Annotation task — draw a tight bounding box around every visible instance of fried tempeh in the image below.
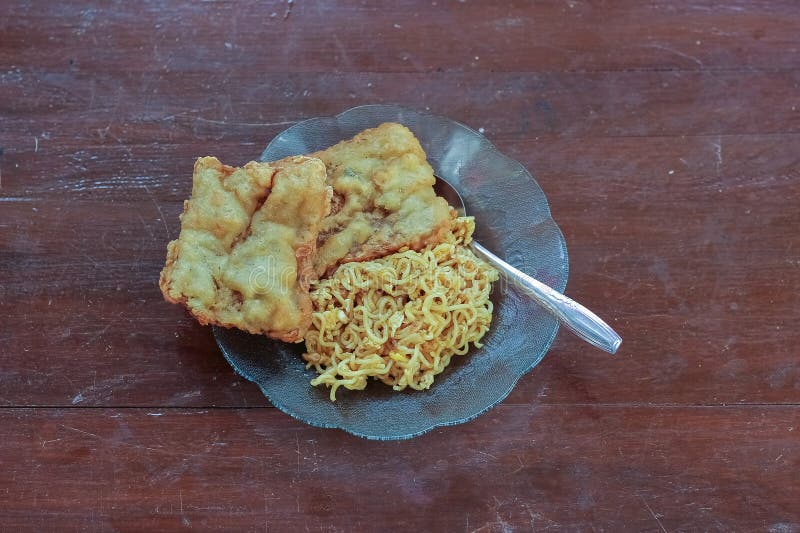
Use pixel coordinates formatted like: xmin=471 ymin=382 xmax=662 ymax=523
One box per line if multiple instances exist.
xmin=159 ymin=155 xmax=332 ymax=342
xmin=311 ymin=122 xmax=452 ymax=276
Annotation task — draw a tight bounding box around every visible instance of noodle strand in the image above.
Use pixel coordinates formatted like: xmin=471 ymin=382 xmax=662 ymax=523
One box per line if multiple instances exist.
xmin=303 ymin=217 xmax=499 ymax=401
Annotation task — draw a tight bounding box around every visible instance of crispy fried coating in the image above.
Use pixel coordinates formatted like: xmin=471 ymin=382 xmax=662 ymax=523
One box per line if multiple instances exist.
xmin=159 ymin=156 xmax=332 ymax=342
xmin=311 ymin=122 xmax=452 ymax=276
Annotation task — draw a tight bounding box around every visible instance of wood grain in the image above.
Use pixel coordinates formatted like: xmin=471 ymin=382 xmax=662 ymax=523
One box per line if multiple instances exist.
xmin=3 ymin=71 xmax=800 ymax=158
xmin=2 ymin=0 xmax=799 ymax=73
xmin=1 ymin=0 xmax=799 ymax=530
xmin=2 ymin=135 xmax=798 ymax=407
xmin=1 ymin=406 xmax=798 ymax=531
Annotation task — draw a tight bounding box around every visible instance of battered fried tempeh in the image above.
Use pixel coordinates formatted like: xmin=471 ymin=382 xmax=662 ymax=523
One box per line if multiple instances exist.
xmin=311 ymin=122 xmax=452 ymax=276
xmin=159 ymin=156 xmax=332 ymax=342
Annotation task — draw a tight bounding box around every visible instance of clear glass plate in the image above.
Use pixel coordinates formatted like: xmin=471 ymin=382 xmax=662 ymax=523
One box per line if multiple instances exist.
xmin=213 ymin=104 xmax=568 ymax=440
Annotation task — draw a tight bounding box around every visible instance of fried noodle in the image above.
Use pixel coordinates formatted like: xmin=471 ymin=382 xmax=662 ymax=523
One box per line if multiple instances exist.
xmin=303 ymin=217 xmax=499 ymax=400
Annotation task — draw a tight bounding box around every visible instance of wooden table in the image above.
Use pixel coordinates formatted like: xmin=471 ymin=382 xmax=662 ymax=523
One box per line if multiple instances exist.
xmin=2 ymin=1 xmax=798 ymax=530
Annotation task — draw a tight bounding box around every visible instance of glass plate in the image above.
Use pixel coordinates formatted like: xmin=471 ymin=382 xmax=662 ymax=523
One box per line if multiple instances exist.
xmin=213 ymin=104 xmax=568 ymax=440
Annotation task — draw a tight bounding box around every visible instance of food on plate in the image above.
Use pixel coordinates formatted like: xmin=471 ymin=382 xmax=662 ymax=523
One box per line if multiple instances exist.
xmin=303 ymin=216 xmax=499 ymax=400
xmin=310 ymin=122 xmax=452 ymax=276
xmin=160 ymin=122 xmax=500 ymax=399
xmin=159 ymin=155 xmax=332 ymax=342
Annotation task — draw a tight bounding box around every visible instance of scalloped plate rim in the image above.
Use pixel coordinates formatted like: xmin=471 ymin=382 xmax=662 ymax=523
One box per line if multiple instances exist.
xmin=214 ymin=104 xmax=569 ymax=440
xmin=215 ymin=316 xmax=561 ymax=440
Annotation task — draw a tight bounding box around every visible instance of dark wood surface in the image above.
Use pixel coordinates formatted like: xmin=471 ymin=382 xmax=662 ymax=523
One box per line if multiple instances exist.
xmin=1 ymin=1 xmax=799 ymax=530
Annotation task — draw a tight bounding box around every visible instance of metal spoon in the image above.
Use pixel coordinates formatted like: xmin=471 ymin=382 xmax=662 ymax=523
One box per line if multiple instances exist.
xmin=434 ymin=176 xmax=622 ymax=354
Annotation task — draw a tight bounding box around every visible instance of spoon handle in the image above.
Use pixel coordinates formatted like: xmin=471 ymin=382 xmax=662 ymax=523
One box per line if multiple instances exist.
xmin=470 ymin=241 xmax=622 ymax=354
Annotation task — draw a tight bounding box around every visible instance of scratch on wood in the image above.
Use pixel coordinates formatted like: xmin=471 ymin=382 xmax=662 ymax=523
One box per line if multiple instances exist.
xmin=295 ymin=433 xmax=301 ymax=475
xmin=523 ymin=503 xmax=537 ymax=529
xmin=468 ymin=497 xmax=513 ymax=533
xmin=60 ymin=424 xmax=102 ymax=440
xmin=179 ymin=489 xmax=190 ymax=526
xmin=74 ymin=247 xmax=100 ymax=268
xmin=509 ymin=454 xmax=527 ymax=475
xmin=712 ymin=136 xmax=723 ymax=175
xmin=472 ymin=449 xmax=498 ymax=462
xmin=307 ymin=439 xmax=318 ymax=472
xmin=59 ymin=423 xmax=260 ymax=462
xmin=144 ymin=184 xmax=171 ymax=240
xmin=639 ymin=495 xmax=667 ymax=533
xmin=644 ymin=44 xmax=704 ymax=66
xmin=284 ymin=0 xmax=294 ymax=20
xmin=264 ymin=492 xmax=269 ymax=532
xmin=331 ymin=34 xmax=353 ymax=68
xmin=194 ymin=117 xmax=297 ymax=128
xmin=78 ymin=322 xmax=112 ymax=351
